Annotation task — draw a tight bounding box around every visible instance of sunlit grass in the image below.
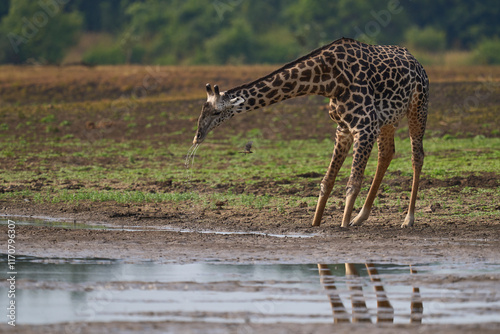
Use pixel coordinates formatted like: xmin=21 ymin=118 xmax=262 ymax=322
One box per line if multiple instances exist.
xmin=2 ymin=135 xmax=499 ymax=188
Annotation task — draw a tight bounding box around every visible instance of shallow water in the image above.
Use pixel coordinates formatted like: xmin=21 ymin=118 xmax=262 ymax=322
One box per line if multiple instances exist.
xmin=0 ymin=215 xmax=107 ymax=230
xmin=0 ymin=215 xmax=318 ymax=238
xmin=0 ymin=254 xmax=499 ymax=326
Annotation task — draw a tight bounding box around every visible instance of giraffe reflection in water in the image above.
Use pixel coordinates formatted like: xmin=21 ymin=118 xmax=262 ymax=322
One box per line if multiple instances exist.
xmin=317 ymin=264 xmax=423 ymax=324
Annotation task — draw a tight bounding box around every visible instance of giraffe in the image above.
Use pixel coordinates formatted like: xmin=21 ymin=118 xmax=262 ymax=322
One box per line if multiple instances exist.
xmin=192 ymin=38 xmax=429 ymax=228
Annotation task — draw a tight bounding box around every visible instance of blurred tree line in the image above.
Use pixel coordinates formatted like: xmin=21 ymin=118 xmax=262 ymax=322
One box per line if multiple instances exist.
xmin=1 ymin=0 xmax=500 ymax=65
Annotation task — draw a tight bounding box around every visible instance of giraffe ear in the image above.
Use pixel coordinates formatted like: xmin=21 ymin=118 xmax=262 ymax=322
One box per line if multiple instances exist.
xmin=206 ymin=83 xmax=214 ymax=97
xmin=230 ymin=96 xmax=245 ymax=106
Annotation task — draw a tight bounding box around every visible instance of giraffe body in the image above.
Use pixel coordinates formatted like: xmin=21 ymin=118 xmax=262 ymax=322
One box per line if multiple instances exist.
xmin=193 ymin=38 xmax=428 ymax=228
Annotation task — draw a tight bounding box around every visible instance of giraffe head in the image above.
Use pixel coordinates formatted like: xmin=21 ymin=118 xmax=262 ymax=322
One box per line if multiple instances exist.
xmin=192 ymin=83 xmax=245 ymax=144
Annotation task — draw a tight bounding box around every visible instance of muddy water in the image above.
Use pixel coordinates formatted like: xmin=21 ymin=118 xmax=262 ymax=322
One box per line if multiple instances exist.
xmin=0 ymin=254 xmax=499 ymax=326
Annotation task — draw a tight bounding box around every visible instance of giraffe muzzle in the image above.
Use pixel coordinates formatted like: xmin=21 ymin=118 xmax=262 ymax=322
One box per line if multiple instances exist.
xmin=193 ymin=131 xmax=204 ymax=145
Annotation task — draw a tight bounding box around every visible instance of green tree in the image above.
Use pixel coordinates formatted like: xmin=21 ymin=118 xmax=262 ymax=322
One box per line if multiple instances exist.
xmin=405 ymin=0 xmax=500 ymax=48
xmin=2 ymin=0 xmax=500 ymax=65
xmin=285 ymin=0 xmax=409 ymax=51
xmin=0 ymin=0 xmax=10 ymax=20
xmin=0 ymin=0 xmax=82 ymax=64
xmin=204 ymin=19 xmax=257 ymax=64
xmin=68 ymin=0 xmax=133 ymax=33
xmin=126 ymin=0 xmax=226 ymax=64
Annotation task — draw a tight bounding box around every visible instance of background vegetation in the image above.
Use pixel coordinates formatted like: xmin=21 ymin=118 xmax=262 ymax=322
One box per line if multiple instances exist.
xmin=1 ymin=0 xmax=500 ymax=65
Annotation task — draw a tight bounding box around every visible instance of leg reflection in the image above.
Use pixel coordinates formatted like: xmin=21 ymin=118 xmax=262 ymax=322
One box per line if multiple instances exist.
xmin=318 ymin=263 xmax=423 ymax=324
xmin=410 ymin=265 xmax=424 ymax=323
xmin=345 ymin=263 xmax=371 ymax=323
xmin=317 ymin=264 xmax=349 ymax=323
xmin=365 ymin=263 xmax=394 ymax=323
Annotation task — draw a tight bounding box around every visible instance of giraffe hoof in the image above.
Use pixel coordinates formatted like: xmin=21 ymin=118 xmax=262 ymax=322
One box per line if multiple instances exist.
xmin=311 ymin=219 xmax=323 ymax=227
xmin=349 ymin=220 xmax=363 ymax=227
xmin=401 ymin=215 xmax=414 ymax=228
xmin=350 ymin=210 xmax=369 ymax=226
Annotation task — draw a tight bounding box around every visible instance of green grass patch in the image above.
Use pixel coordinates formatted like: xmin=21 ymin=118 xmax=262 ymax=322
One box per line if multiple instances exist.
xmin=2 ymin=135 xmax=499 ymax=193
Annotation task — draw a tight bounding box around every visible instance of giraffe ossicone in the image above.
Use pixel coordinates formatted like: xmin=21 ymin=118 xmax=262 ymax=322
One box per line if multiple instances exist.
xmin=192 ymin=38 xmax=429 ymax=228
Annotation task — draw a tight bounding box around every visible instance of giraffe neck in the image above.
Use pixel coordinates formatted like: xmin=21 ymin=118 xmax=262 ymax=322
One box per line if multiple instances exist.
xmin=225 ymin=53 xmax=343 ymax=114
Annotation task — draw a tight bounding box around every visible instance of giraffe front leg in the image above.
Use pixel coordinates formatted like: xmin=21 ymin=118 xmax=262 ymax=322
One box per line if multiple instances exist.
xmin=350 ymin=125 xmax=395 ymax=226
xmin=341 ymin=132 xmax=375 ymax=228
xmin=312 ymin=127 xmax=352 ymax=226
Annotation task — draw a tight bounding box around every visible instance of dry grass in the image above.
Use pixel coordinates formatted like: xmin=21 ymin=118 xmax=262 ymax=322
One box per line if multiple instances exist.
xmin=425 ymin=65 xmax=500 ymax=83
xmin=0 ymin=65 xmax=276 ymax=104
xmin=2 ymin=64 xmax=500 ymax=106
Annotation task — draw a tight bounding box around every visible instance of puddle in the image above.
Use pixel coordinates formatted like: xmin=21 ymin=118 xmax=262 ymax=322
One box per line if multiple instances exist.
xmin=0 ymin=215 xmax=108 ymax=230
xmin=0 ymin=254 xmax=499 ymax=326
xmin=0 ymin=215 xmax=318 ymax=238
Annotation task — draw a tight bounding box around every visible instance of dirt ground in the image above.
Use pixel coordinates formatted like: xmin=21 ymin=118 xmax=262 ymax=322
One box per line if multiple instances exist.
xmin=2 ymin=192 xmax=500 ymax=265
xmin=0 ymin=65 xmax=499 ymax=333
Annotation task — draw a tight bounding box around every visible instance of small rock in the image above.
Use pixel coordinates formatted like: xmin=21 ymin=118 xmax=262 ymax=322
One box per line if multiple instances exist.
xmin=424 ymin=203 xmax=441 ymax=213
xmin=215 ymin=200 xmax=227 ymax=209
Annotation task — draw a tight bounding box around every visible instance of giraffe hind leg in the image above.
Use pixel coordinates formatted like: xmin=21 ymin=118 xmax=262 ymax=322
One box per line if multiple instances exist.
xmin=350 ymin=125 xmax=396 ymax=226
xmin=401 ymin=93 xmax=428 ymax=228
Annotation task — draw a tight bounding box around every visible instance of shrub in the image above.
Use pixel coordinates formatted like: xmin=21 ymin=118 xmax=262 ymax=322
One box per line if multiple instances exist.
xmin=83 ymin=45 xmax=126 ymax=65
xmin=203 ymin=19 xmax=258 ymax=65
xmin=404 ymin=26 xmax=446 ymax=53
xmin=472 ymin=37 xmax=500 ymax=65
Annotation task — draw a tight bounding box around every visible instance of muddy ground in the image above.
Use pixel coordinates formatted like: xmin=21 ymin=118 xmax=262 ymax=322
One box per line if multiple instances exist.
xmin=0 ymin=65 xmax=499 ymax=333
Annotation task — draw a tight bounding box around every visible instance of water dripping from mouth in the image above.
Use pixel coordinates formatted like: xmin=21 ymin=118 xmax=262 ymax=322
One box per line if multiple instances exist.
xmin=184 ymin=143 xmax=200 ymax=180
